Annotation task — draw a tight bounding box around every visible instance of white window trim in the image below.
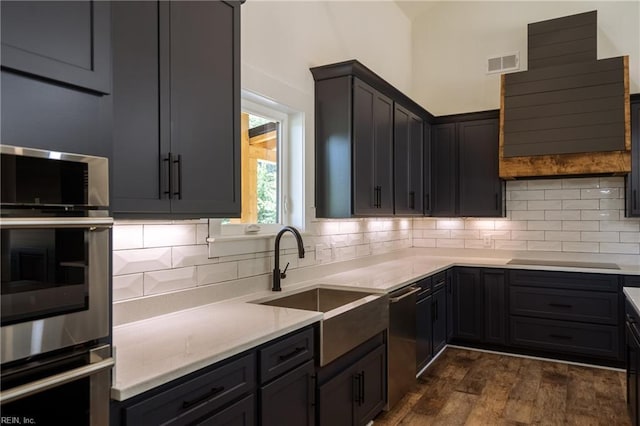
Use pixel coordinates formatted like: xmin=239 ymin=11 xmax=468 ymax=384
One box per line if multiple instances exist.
xmin=209 ymin=92 xmax=296 ymax=241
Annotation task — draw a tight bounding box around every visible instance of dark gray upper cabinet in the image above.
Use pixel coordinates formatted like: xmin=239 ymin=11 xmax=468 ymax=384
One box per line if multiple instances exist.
xmin=111 ymin=1 xmax=240 ymax=219
xmin=1 ymin=1 xmax=111 ymax=94
xmin=431 ymin=123 xmax=457 ymax=216
xmin=626 ymin=95 xmax=640 ymax=217
xmin=353 ymin=79 xmax=394 ymax=216
xmin=394 ymin=104 xmax=424 ymax=216
xmin=431 ymin=114 xmax=504 ymax=217
xmin=311 ymin=60 xmax=433 ymax=218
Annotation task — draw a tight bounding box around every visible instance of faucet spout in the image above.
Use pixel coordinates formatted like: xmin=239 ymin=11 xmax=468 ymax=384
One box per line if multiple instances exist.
xmin=272 ymin=226 xmax=305 ymax=291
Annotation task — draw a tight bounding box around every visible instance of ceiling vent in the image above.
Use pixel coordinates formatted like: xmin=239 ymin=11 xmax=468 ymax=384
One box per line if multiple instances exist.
xmin=487 ymin=52 xmax=519 ymax=74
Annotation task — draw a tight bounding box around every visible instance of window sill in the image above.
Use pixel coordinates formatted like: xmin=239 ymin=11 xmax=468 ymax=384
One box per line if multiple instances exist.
xmin=207 ymin=231 xmax=311 ymax=258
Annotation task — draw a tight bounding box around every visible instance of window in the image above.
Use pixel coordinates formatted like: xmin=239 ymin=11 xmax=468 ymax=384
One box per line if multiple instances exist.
xmin=225 ymin=97 xmax=288 ymax=229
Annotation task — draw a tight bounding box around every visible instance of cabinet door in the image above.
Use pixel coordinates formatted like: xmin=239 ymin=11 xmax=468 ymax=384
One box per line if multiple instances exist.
xmin=169 ymin=1 xmax=240 ymax=217
xmin=483 ymin=269 xmax=506 ymax=345
xmin=355 ymin=344 xmax=387 ymax=425
xmin=424 ymin=122 xmax=432 ymax=215
xmin=452 ymin=268 xmax=483 ymax=342
xmin=1 ymin=1 xmax=110 ymax=94
xmin=628 ymin=101 xmax=640 ymax=217
xmin=260 ymin=360 xmax=314 ymax=426
xmin=432 ymin=288 xmax=447 ymax=354
xmin=458 ymin=119 xmax=503 ymax=217
xmin=394 ymin=104 xmax=424 ymax=216
xmin=196 ymin=394 xmax=254 ymax=426
xmin=111 ymin=1 xmax=171 ymax=215
xmin=353 ymin=78 xmax=393 ymax=216
xmin=627 ymin=324 xmax=639 ymax=426
xmin=446 ymin=271 xmax=454 ymax=342
xmin=318 ymin=366 xmax=354 ymax=426
xmin=416 ymin=294 xmax=433 ymax=373
xmin=431 ymin=123 xmax=457 ymax=216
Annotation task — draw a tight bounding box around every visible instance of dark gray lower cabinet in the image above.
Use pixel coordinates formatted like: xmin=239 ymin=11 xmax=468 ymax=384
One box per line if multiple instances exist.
xmin=260 ymin=360 xmax=315 ymax=426
xmin=432 ymin=286 xmax=447 ymax=354
xmin=626 ymin=299 xmax=640 ymax=426
xmin=318 ymin=338 xmax=386 ymax=426
xmin=451 ymin=267 xmax=506 ymax=345
xmin=416 ymin=292 xmax=433 ymax=372
xmin=200 ymin=394 xmax=255 ymax=426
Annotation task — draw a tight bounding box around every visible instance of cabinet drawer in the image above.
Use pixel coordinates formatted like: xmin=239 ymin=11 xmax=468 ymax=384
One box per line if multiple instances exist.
xmin=124 ymin=353 xmax=255 ymax=425
xmin=416 ymin=276 xmax=432 ymax=300
xmin=510 ymin=286 xmax=618 ymax=325
xmin=196 ymin=394 xmax=254 ymax=426
xmin=625 ymin=276 xmax=640 ymax=288
xmin=259 ymin=327 xmax=314 ymax=383
xmin=509 ymin=269 xmax=618 ymax=292
xmin=432 ymin=271 xmax=446 ymax=289
xmin=510 ymin=316 xmax=619 ymax=360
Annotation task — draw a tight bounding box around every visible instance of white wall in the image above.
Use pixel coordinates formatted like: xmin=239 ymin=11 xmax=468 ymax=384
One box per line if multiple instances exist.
xmin=412 ymin=1 xmax=640 ymax=115
xmin=241 ymin=1 xmax=413 ymax=226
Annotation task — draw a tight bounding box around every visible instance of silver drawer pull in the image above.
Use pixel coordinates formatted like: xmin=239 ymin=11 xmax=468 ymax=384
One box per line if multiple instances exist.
xmin=278 ymin=346 xmax=306 ymax=362
xmin=182 ymin=386 xmax=225 ymax=410
xmin=390 ymin=287 xmax=420 ymax=303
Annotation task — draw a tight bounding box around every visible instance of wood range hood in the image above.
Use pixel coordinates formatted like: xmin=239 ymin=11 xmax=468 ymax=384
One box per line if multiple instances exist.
xmin=499 ymin=10 xmax=631 ymax=179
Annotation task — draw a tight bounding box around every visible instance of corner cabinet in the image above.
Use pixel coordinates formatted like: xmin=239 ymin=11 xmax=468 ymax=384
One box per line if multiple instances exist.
xmin=627 ymin=94 xmax=640 ymax=217
xmin=312 ymin=60 xmax=432 ymax=218
xmin=111 ymin=1 xmax=240 ymax=219
xmin=431 ymin=114 xmax=504 ymax=217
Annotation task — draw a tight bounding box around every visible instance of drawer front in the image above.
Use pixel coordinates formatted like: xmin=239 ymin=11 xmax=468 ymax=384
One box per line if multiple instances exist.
xmin=259 ymin=327 xmax=314 ymax=383
xmin=510 ymin=316 xmax=619 ymax=360
xmin=432 ymin=271 xmax=446 ymax=289
xmin=509 ymin=269 xmax=618 ymax=292
xmin=625 ymin=275 xmax=640 ymax=288
xmin=125 ymin=353 xmax=255 ymax=425
xmin=195 ymin=394 xmax=255 ymax=426
xmin=510 ymin=286 xmax=618 ymax=325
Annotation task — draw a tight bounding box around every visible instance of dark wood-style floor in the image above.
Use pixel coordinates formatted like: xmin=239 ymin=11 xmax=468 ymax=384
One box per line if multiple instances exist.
xmin=374 ymin=347 xmax=630 ymax=425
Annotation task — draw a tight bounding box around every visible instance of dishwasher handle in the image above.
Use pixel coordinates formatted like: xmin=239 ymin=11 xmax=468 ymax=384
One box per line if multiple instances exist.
xmin=389 ymin=286 xmax=420 ymax=303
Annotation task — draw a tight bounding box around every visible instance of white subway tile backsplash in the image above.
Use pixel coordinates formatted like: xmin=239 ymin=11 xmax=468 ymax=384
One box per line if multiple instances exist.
xmin=436 ymin=239 xmax=465 ymax=249
xmin=527 ymin=221 xmax=561 ymax=231
xmin=196 ymin=223 xmax=209 ymax=244
xmin=506 ymin=200 xmax=528 ymax=211
xmin=511 ymin=231 xmax=545 ymax=241
xmin=451 ymin=230 xmax=480 ymax=239
xmin=465 ymin=239 xmax=492 ymax=249
xmin=412 ymin=219 xmax=436 ymax=230
xmin=546 ymin=210 xmax=581 ymax=221
xmin=197 ymin=262 xmax=238 ymax=286
xmin=339 ymin=220 xmax=361 ymax=234
xmin=483 ymin=230 xmax=511 ymax=240
xmin=544 ymin=189 xmax=581 ymax=200
xmin=599 ymin=199 xmax=624 ymax=210
xmin=581 ymin=210 xmax=620 ymax=221
xmin=599 ymin=221 xmax=640 ymax=232
xmin=527 ymin=241 xmax=562 ymax=251
xmin=600 ymin=177 xmax=625 ymax=188
xmin=494 ymin=220 xmax=528 ymax=230
xmin=527 ymin=200 xmax=562 ymax=210
xmin=464 ymin=220 xmax=495 ymax=230
xmin=581 ymin=231 xmax=619 ymax=242
xmin=144 ymin=224 xmax=197 ymax=248
xmin=562 ymin=221 xmax=599 ymax=231
xmin=512 ymin=211 xmax=545 ymax=220
xmin=581 ymin=188 xmax=619 ymax=199
xmin=599 ymin=243 xmax=640 ymax=254
xmin=413 ymin=238 xmax=436 ymax=248
xmin=562 ymin=242 xmax=600 ymax=253
xmin=527 ymin=179 xmax=563 ymax=190
xmin=494 ymin=240 xmax=527 ymax=251
xmin=561 ymin=199 xmax=599 ymax=210
xmin=144 ymin=267 xmax=197 ymax=295
xmin=505 ymin=181 xmax=529 ymax=190
xmin=172 ymin=245 xmax=218 ymax=268
xmin=622 ymin=233 xmax=640 ymax=243
xmin=113 ymin=273 xmax=144 ymax=301
xmin=562 ymin=177 xmax=600 ymax=189
xmin=437 ymin=219 xmax=465 ymax=230
xmin=422 ymin=230 xmax=451 ymax=239
xmin=510 ymin=190 xmax=545 ymax=201
xmin=113 ymin=247 xmax=172 ymax=275
xmin=113 ymin=225 xmax=143 ymax=250
xmin=238 ymin=257 xmax=271 ymax=278
xmin=545 ymin=231 xmax=580 ymax=242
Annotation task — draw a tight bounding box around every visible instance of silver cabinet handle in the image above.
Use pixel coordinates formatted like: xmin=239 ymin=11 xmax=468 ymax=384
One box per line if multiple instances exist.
xmin=389 ymin=286 xmax=421 ymax=303
xmin=0 ymin=358 xmax=114 ymax=404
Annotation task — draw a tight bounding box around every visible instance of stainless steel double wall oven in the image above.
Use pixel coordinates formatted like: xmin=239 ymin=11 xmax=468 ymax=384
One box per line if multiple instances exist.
xmin=0 ymin=145 xmax=113 ymax=425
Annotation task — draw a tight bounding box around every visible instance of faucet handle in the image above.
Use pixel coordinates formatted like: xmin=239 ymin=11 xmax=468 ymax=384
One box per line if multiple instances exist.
xmin=281 ymin=262 xmax=290 ymax=278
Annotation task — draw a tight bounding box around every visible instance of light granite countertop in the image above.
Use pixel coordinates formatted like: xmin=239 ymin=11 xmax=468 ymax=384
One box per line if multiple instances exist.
xmin=624 ymin=287 xmax=640 ymax=316
xmin=112 ymin=251 xmax=640 ymax=401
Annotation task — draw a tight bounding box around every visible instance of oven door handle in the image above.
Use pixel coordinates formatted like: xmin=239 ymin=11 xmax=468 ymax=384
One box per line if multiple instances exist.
xmin=0 ymin=217 xmax=114 ymax=229
xmin=0 ymin=357 xmax=114 ymax=404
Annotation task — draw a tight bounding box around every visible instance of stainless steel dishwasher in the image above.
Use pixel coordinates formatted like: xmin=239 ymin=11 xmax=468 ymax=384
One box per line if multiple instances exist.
xmin=387 ymin=284 xmax=421 ymax=410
